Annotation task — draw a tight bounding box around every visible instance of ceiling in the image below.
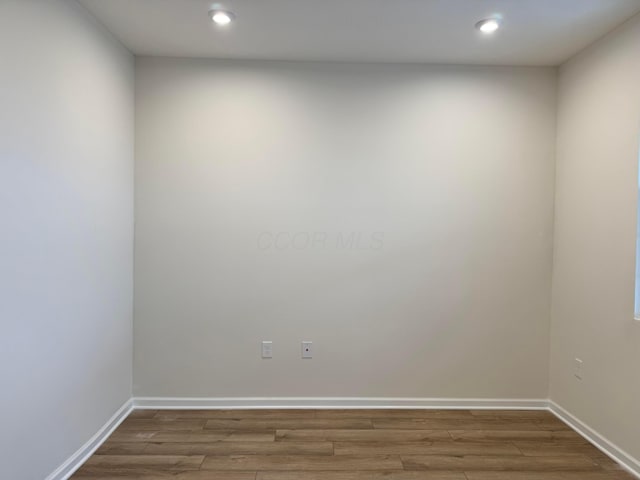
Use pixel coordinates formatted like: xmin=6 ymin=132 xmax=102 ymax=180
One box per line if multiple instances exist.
xmin=78 ymin=0 xmax=640 ymax=66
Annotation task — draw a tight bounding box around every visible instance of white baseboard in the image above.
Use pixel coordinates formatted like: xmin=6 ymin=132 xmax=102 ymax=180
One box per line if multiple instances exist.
xmin=132 ymin=396 xmax=548 ymax=410
xmin=549 ymin=400 xmax=640 ymax=479
xmin=45 ymin=399 xmax=133 ymax=480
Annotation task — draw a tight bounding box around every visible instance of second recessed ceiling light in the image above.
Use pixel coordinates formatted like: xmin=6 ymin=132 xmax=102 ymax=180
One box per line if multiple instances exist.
xmin=210 ymin=9 xmax=235 ymax=26
xmin=476 ymin=18 xmax=501 ymax=34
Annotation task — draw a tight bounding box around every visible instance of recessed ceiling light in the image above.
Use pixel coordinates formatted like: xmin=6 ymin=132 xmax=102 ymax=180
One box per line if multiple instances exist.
xmin=209 ymin=9 xmax=235 ymax=26
xmin=475 ymin=18 xmax=501 ymax=34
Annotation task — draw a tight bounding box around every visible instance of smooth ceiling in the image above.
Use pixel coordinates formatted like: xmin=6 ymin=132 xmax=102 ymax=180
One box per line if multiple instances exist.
xmin=78 ymin=0 xmax=640 ymax=65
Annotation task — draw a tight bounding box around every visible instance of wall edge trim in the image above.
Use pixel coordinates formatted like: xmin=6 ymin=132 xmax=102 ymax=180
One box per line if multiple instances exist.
xmin=132 ymin=396 xmax=549 ymax=409
xmin=45 ymin=398 xmax=134 ymax=480
xmin=549 ymin=400 xmax=640 ymax=479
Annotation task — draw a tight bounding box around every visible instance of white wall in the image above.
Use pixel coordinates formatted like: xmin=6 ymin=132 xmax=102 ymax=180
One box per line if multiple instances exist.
xmin=135 ymin=58 xmax=557 ymax=399
xmin=550 ymin=12 xmax=640 ymax=462
xmin=0 ymin=1 xmax=134 ymax=478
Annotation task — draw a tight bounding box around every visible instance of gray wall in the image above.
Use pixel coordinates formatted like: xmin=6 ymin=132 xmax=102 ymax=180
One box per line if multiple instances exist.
xmin=0 ymin=1 xmax=134 ymax=478
xmin=551 ymin=12 xmax=640 ymax=462
xmin=134 ymin=58 xmax=557 ymax=399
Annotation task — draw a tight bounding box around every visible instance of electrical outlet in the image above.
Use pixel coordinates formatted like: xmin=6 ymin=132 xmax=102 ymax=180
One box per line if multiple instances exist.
xmin=574 ymin=358 xmax=583 ymax=380
xmin=262 ymin=341 xmax=273 ymax=359
xmin=302 ymin=341 xmax=312 ymax=359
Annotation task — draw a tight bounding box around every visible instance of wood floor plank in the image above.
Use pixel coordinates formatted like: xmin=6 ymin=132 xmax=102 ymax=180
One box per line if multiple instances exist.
xmin=155 ymin=409 xmax=315 ymax=419
xmin=201 ymin=455 xmax=404 ymax=471
xmin=74 ymin=455 xmax=206 ymax=476
xmin=104 ymin=431 xmax=161 ymax=442
xmin=257 ymin=472 xmax=466 ymax=480
xmin=73 ymin=472 xmax=256 ymax=480
xmin=448 ymin=430 xmax=586 ymax=443
xmin=94 ymin=442 xmax=150 ymax=455
xmin=334 ymin=441 xmax=521 ymax=456
xmin=126 ymin=409 xmax=159 ymax=419
xmin=372 ymin=419 xmax=543 ymax=431
xmin=205 ymin=418 xmax=372 ymax=430
xmin=314 ymin=410 xmax=475 ymax=419
xmin=109 ymin=431 xmax=276 ymax=443
xmin=81 ymin=454 xmax=205 ymax=469
xmin=469 ymin=410 xmax=553 ymax=418
xmin=464 ymin=413 xmax=570 ymax=431
xmin=118 ymin=419 xmax=207 ymax=431
xmin=401 ymin=455 xmax=599 ymax=471
xmin=588 ymin=452 xmax=630 ymax=471
xmin=464 ymin=472 xmax=635 ymax=480
xmin=533 ymin=418 xmax=572 ymax=431
xmin=276 ymin=429 xmax=451 ymax=442
xmin=144 ymin=441 xmax=334 ymax=456
xmin=514 ymin=441 xmax=608 ymax=456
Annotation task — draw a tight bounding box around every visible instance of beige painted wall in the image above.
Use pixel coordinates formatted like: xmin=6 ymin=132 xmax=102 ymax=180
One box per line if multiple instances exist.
xmin=134 ymin=58 xmax=557 ymax=399
xmin=550 ymin=12 xmax=640 ymax=462
xmin=0 ymin=1 xmax=134 ymax=478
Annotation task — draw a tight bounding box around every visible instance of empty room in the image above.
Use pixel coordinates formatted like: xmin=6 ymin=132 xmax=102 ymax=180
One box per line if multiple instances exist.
xmin=2 ymin=0 xmax=640 ymax=479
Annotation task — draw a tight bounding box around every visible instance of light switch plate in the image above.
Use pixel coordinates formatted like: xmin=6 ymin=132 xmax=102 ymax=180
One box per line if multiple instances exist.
xmin=262 ymin=341 xmax=273 ymax=359
xmin=574 ymin=357 xmax=583 ymax=380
